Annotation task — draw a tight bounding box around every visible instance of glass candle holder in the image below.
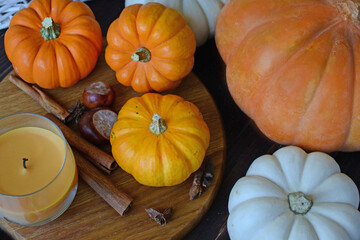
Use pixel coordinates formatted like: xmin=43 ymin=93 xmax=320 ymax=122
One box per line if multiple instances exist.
xmin=0 ymin=113 xmax=78 ymax=226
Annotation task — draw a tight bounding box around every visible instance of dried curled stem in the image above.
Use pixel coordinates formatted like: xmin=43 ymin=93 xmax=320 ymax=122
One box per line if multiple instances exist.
xmin=203 ymin=159 xmax=214 ymax=188
xmin=145 ymin=208 xmax=173 ymax=226
xmin=189 ymin=159 xmax=214 ymax=200
xmin=67 ymin=100 xmax=88 ymax=124
xmin=189 ymin=170 xmax=203 ymax=200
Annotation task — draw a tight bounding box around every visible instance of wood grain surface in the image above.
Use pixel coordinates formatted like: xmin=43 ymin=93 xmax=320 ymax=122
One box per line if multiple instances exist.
xmin=0 ymin=44 xmax=226 ymax=240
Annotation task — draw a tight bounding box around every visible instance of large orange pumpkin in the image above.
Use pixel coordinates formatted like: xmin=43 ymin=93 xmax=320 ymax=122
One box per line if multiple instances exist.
xmin=216 ymin=0 xmax=360 ymax=152
xmin=105 ymin=3 xmax=196 ymax=93
xmin=4 ymin=0 xmax=102 ymax=89
xmin=110 ymin=93 xmax=210 ymax=186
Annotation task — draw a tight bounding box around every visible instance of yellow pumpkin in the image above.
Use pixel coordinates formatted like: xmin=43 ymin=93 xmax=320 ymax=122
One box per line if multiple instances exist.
xmin=110 ymin=93 xmax=210 ymax=186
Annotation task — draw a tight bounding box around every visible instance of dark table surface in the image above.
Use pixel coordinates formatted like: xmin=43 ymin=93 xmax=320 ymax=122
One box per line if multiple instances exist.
xmin=1 ymin=1 xmax=360 ymax=239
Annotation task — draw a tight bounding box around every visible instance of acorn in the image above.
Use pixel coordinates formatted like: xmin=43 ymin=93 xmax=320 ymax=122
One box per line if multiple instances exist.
xmin=82 ymin=81 xmax=115 ymax=109
xmin=78 ymin=107 xmax=117 ymax=145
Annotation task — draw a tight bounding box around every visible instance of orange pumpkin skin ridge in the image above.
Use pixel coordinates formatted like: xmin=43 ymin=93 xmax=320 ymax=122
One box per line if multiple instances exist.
xmin=4 ymin=0 xmax=102 ymax=89
xmin=110 ymin=93 xmax=210 ymax=187
xmin=105 ymin=3 xmax=196 ymax=93
xmin=216 ymin=0 xmax=360 ymax=152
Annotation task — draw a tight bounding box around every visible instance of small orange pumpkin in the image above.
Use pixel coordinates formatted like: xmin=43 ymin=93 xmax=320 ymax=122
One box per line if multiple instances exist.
xmin=4 ymin=0 xmax=102 ymax=89
xmin=105 ymin=3 xmax=196 ymax=93
xmin=110 ymin=93 xmax=210 ymax=186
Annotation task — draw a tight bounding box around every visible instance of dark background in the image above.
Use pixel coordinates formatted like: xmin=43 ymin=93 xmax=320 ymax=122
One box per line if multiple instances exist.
xmin=1 ymin=1 xmax=360 ymax=239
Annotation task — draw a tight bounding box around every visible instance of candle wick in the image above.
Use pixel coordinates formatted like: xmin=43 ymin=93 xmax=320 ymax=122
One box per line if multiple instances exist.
xmin=23 ymin=158 xmax=28 ymax=169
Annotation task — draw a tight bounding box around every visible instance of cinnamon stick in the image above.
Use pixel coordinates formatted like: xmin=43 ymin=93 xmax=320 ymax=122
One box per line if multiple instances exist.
xmin=9 ymin=74 xmax=70 ymax=122
xmin=45 ymin=113 xmax=117 ymax=174
xmin=73 ymin=150 xmax=132 ymax=216
xmin=8 ymin=73 xmax=116 ymax=174
xmin=7 ymin=74 xmax=132 ymax=214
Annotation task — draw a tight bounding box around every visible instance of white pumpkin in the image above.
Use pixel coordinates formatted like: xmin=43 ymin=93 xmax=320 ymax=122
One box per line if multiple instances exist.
xmin=124 ymin=0 xmax=228 ymax=46
xmin=228 ymin=146 xmax=360 ymax=240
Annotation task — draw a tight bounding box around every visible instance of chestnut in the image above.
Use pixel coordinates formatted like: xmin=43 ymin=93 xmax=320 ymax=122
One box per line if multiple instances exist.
xmin=82 ymin=81 xmax=115 ymax=109
xmin=78 ymin=107 xmax=118 ymax=145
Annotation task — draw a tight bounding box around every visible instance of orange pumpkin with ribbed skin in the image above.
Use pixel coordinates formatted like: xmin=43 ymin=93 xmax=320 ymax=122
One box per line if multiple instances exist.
xmin=105 ymin=3 xmax=196 ymax=93
xmin=216 ymin=0 xmax=360 ymax=152
xmin=110 ymin=93 xmax=210 ymax=186
xmin=4 ymin=0 xmax=102 ymax=89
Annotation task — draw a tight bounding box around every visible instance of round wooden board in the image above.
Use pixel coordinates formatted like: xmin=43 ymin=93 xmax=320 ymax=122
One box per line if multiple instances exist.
xmin=0 ymin=46 xmax=226 ymax=240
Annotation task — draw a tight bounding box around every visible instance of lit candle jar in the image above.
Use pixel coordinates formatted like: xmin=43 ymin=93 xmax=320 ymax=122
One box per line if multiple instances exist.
xmin=0 ymin=113 xmax=78 ymax=226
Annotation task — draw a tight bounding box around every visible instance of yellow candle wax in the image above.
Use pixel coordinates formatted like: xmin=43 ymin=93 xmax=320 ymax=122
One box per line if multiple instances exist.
xmin=0 ymin=126 xmax=78 ymax=225
xmin=0 ymin=127 xmax=64 ymax=195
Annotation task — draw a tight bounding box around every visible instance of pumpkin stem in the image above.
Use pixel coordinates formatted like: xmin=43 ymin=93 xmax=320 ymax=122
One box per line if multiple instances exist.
xmin=288 ymin=191 xmax=313 ymax=215
xmin=40 ymin=17 xmax=61 ymax=40
xmin=149 ymin=114 xmax=167 ymax=135
xmin=334 ymin=0 xmax=360 ymax=23
xmin=131 ymin=47 xmax=151 ymax=63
